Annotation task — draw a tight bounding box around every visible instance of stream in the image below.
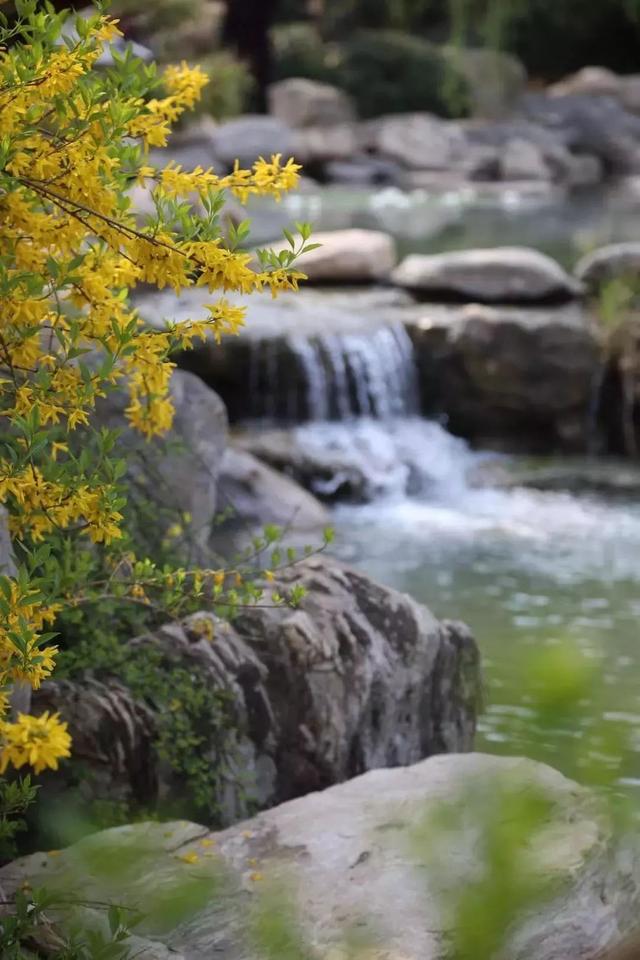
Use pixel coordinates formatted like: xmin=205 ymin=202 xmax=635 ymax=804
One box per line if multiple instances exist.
xmin=220 ymin=181 xmax=640 ymax=795
xmin=250 ymin=180 xmax=640 ymax=266
xmin=287 ymin=415 xmax=640 ymax=797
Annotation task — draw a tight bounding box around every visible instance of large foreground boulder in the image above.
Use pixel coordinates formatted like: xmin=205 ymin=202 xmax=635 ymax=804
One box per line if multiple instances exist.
xmin=4 ymin=754 xmax=639 ymax=960
xmin=406 ymin=302 xmax=601 ymax=451
xmin=392 ymin=247 xmax=582 ymax=303
xmin=36 ymin=558 xmax=479 ymax=821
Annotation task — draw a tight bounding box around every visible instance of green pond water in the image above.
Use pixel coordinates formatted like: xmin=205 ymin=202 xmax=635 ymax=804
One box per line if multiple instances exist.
xmin=250 ymin=182 xmax=640 ymax=268
xmin=246 ymin=180 xmax=640 ymax=794
xmin=295 ymin=418 xmax=640 ymax=796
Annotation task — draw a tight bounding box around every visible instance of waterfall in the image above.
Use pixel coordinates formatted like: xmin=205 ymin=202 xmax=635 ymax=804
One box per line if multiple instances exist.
xmin=247 ymin=321 xmax=419 ymax=424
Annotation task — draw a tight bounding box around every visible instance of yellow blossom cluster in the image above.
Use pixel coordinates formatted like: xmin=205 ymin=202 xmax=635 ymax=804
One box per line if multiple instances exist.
xmin=0 ymin=711 xmax=71 ymax=775
xmin=0 ymin=3 xmax=307 ymax=779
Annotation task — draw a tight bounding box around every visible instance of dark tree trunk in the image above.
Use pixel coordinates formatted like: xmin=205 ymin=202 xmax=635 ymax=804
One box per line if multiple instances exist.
xmin=223 ymin=0 xmax=279 ymax=112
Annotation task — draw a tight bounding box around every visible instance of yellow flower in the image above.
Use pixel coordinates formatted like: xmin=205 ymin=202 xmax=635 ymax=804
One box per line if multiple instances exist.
xmin=176 ymin=851 xmax=199 ymax=864
xmin=0 ymin=712 xmax=71 ymax=775
xmin=0 ymin=5 xmax=308 ymax=776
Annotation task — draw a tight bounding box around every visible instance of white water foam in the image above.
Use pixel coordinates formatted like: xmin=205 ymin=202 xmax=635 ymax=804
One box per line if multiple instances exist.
xmin=288 ymin=417 xmax=640 ymax=585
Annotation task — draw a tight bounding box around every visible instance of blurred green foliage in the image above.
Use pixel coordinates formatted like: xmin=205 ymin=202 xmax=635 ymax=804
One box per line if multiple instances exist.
xmin=271 ymin=25 xmax=469 ymax=118
xmin=193 ymin=51 xmax=254 ymax=119
xmin=276 ymin=0 xmax=640 ymax=80
xmin=271 ymin=21 xmax=336 ymax=85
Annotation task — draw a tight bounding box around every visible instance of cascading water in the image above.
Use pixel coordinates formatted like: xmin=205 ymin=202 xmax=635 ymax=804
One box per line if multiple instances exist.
xmin=247 ymin=321 xmax=419 ymax=423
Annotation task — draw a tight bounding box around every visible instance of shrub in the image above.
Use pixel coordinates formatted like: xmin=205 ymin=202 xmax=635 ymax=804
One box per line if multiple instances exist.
xmin=271 ymin=24 xmax=469 ymax=118
xmin=0 ymin=0 xmax=308 ymax=851
xmin=194 ymin=50 xmax=254 ymax=119
xmin=270 ymin=21 xmax=337 ymax=85
xmin=337 ymin=29 xmax=470 ymax=118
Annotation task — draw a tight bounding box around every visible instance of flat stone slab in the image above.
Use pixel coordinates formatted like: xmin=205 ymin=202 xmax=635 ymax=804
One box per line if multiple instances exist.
xmin=392 ymin=246 xmax=583 ymax=303
xmin=2 ymin=754 xmax=638 ymax=960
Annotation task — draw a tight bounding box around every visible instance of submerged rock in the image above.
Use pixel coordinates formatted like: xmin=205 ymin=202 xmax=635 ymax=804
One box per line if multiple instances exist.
xmin=35 ymin=558 xmax=479 ymax=821
xmin=392 ymin=247 xmax=582 ymax=303
xmin=4 ymin=754 xmax=638 ymax=960
xmin=235 ymin=424 xmax=406 ymax=502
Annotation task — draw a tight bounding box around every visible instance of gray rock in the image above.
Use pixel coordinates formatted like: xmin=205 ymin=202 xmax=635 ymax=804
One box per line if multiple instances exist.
xmin=211 ymin=116 xmax=298 ymax=170
xmin=406 ymin=302 xmax=601 ymax=452
xmin=235 ymin=419 xmax=470 ymax=503
xmin=463 ymin=143 xmax=501 ymax=180
xmin=263 ymin=229 xmax=396 ymax=284
xmin=33 ymin=558 xmax=479 ymax=819
xmin=575 ymin=242 xmax=640 ymax=292
xmin=267 ymin=78 xmax=355 ymax=128
xmin=620 ymin=75 xmax=640 ymax=115
xmin=564 ymin=152 xmax=605 ymax=187
xmin=549 ymin=66 xmax=622 ymax=99
xmin=392 ymin=247 xmax=582 ymax=303
xmin=293 ymin=124 xmax=359 ymax=165
xmin=500 ymin=138 xmax=551 ymax=181
xmin=363 ymin=112 xmax=467 ymax=171
xmin=92 ymin=369 xmax=227 ymax=558
xmin=4 ymin=754 xmax=638 ymax=960
xmin=324 ymin=155 xmax=404 ymax=186
xmin=217 ymin=446 xmax=329 ymax=532
xmin=462 ymin=123 xmax=598 ymax=186
xmin=236 ymin=426 xmax=405 ymax=502
xmin=518 ymin=92 xmax=640 ymax=176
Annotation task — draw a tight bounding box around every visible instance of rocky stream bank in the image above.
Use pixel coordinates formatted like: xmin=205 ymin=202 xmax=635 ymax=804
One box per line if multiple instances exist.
xmin=9 ymin=49 xmax=640 ymax=959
